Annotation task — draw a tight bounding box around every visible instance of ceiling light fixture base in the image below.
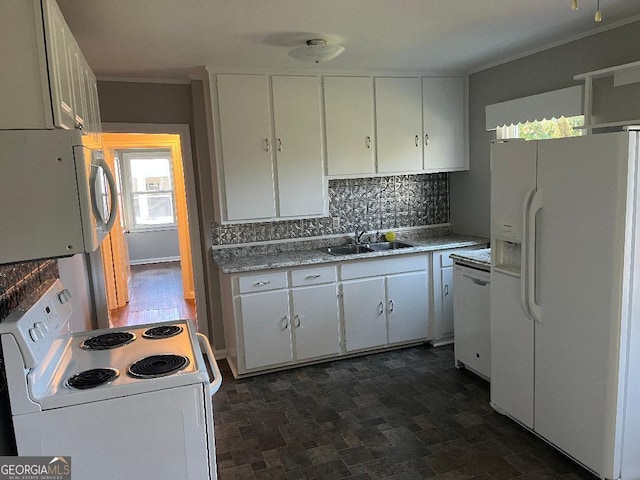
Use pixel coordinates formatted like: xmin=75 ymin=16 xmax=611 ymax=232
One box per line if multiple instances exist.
xmin=288 ymin=39 xmax=345 ymax=64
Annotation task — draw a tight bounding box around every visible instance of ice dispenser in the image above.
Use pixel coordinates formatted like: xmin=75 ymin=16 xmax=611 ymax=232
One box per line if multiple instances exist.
xmin=493 ymin=220 xmax=522 ymax=275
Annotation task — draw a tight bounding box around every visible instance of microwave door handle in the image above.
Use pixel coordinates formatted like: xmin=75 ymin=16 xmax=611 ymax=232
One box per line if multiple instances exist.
xmin=100 ymin=158 xmax=119 ymax=233
xmin=196 ymin=333 xmax=223 ymax=396
xmin=89 ymin=164 xmax=106 ymax=227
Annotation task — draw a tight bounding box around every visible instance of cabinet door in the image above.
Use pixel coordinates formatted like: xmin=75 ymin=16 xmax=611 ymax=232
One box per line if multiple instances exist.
xmin=422 ymin=77 xmax=466 ymax=171
xmin=375 ymin=77 xmax=422 ymax=173
xmin=43 ymin=0 xmax=76 ymax=130
xmin=271 ymin=76 xmax=325 ymax=217
xmin=291 ymin=284 xmax=340 ymax=361
xmin=84 ymin=68 xmax=102 ymax=145
xmin=440 ymin=266 xmax=454 ymax=338
xmin=342 ymin=278 xmax=386 ymax=352
xmin=68 ymin=39 xmax=87 ymax=133
xmin=387 ymin=272 xmax=429 ymax=344
xmin=324 ymin=77 xmax=375 ymax=175
xmin=240 ymin=290 xmax=291 ymax=369
xmin=217 ymin=74 xmax=276 ymax=220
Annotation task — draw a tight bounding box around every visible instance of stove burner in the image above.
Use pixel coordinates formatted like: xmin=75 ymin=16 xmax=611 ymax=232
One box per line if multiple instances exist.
xmin=128 ymin=354 xmax=189 ymax=379
xmin=66 ymin=368 xmax=119 ymax=390
xmin=81 ymin=332 xmax=135 ymax=350
xmin=142 ymin=325 xmax=183 ymax=339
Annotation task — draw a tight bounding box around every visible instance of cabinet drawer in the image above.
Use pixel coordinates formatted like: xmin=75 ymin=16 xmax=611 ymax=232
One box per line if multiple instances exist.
xmin=238 ymin=271 xmax=287 ymax=293
xmin=291 ymin=266 xmax=337 ymax=287
xmin=341 ymin=255 xmax=427 ymax=280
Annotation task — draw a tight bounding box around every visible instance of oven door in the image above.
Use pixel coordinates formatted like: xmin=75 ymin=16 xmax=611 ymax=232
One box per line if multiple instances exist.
xmin=74 ymin=146 xmax=118 ymax=251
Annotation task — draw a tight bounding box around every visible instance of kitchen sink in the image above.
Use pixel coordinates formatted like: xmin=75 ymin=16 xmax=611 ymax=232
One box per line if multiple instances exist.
xmin=322 ymin=244 xmax=374 ymax=255
xmin=322 ymin=241 xmax=413 ymax=256
xmin=365 ymin=241 xmax=413 ymax=251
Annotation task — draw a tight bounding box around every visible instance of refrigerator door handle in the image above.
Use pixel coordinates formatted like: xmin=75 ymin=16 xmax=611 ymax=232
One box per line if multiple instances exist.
xmin=521 ymin=188 xmax=536 ymax=321
xmin=527 ymin=190 xmax=543 ymax=323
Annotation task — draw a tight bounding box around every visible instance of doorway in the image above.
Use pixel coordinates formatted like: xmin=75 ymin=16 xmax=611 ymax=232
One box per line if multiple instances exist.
xmin=98 ymin=125 xmax=207 ymax=335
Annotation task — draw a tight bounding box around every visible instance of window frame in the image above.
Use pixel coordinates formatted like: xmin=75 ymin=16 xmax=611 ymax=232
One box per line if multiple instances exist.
xmin=118 ymin=149 xmax=178 ymax=233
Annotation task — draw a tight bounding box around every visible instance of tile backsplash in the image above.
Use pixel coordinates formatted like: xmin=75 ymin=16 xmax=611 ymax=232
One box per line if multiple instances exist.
xmin=212 ymin=173 xmax=449 ymax=245
xmin=0 ymin=259 xmax=59 ymax=322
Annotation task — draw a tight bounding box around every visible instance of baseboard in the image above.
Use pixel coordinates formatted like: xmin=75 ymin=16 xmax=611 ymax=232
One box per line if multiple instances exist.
xmin=129 ymin=256 xmax=181 ymax=266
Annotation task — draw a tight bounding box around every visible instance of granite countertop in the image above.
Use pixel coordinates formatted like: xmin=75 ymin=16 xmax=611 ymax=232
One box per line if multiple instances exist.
xmin=212 ymin=233 xmax=488 ymax=274
xmin=450 ymin=248 xmax=491 ymax=271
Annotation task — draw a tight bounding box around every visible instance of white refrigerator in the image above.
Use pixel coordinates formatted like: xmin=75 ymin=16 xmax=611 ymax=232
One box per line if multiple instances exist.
xmin=490 ymin=130 xmax=640 ymax=480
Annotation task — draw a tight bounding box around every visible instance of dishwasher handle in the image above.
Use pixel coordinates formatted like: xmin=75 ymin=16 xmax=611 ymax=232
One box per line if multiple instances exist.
xmin=469 ymin=277 xmax=489 ymax=287
xmin=197 ymin=333 xmax=223 ymax=396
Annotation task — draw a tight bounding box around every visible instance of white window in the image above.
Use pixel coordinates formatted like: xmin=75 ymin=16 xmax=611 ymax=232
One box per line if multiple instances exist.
xmin=119 ymin=150 xmax=177 ymax=231
xmin=488 ymin=86 xmax=584 ymax=140
xmin=496 ymin=116 xmax=584 ymax=140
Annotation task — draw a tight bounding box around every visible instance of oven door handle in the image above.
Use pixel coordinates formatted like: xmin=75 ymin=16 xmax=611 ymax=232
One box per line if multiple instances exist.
xmin=196 ymin=333 xmax=223 ymax=396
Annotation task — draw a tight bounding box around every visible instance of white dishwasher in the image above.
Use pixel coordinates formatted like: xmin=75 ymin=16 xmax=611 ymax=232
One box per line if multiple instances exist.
xmin=453 ymin=263 xmax=491 ymax=380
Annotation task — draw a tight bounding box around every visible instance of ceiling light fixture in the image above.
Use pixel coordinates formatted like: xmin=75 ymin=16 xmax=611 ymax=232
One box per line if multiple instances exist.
xmin=288 ymin=39 xmax=345 ymax=64
xmin=571 ymin=0 xmax=603 ymax=22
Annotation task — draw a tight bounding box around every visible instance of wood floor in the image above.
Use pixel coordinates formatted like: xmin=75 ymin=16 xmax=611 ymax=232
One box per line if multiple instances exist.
xmin=109 ymin=262 xmax=196 ymax=328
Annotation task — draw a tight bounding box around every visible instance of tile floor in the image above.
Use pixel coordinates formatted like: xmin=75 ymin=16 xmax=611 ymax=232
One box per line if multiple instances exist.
xmin=213 ymin=345 xmax=598 ymax=480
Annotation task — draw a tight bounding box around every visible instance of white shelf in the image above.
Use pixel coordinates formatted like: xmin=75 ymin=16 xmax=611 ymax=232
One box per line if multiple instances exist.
xmin=574 ymin=59 xmax=640 ymax=81
xmin=574 ymin=120 xmax=640 ymax=131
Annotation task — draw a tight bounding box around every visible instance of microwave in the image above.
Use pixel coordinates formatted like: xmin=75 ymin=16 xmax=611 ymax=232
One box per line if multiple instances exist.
xmin=0 ymin=129 xmax=117 ymax=264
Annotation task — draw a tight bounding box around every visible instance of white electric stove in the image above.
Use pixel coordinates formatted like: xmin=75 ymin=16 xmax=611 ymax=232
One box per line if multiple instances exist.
xmin=0 ymin=278 xmax=222 ymax=480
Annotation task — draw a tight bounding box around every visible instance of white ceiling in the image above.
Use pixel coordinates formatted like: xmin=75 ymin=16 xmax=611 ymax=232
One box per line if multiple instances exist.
xmin=56 ymin=0 xmax=640 ymax=81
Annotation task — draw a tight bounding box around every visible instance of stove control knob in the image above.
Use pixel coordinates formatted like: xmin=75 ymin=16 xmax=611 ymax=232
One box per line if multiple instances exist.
xmin=34 ymin=322 xmax=48 ymax=333
xmin=29 ymin=327 xmax=45 ymax=342
xmin=58 ymin=289 xmax=72 ymax=304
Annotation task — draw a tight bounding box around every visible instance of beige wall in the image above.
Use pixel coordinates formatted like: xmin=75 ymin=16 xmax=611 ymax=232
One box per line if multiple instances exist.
xmin=451 ymin=20 xmax=640 ymax=238
xmin=97 ymin=80 xmax=225 ymax=350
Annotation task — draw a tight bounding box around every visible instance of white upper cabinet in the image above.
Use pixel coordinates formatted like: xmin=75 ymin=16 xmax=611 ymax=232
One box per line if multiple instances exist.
xmin=422 ymin=77 xmax=466 ymax=171
xmin=0 ymin=0 xmax=101 ymax=134
xmin=43 ymin=0 xmax=76 ymax=130
xmin=213 ymin=73 xmax=326 ymax=222
xmin=216 ymin=74 xmax=276 ymax=221
xmin=271 ymin=76 xmax=325 ymax=218
xmin=324 ymin=76 xmax=375 ymax=176
xmin=375 ymin=77 xmax=423 ymax=174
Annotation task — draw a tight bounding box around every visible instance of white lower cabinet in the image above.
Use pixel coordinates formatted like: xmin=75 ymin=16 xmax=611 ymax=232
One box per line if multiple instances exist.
xmin=387 ymin=272 xmax=429 ymax=344
xmin=228 ymin=267 xmax=340 ymax=374
xmin=341 ymin=256 xmax=429 ymax=353
xmin=221 ymin=250 xmax=483 ymax=377
xmin=291 ymin=284 xmax=340 ymax=361
xmin=342 ymin=278 xmax=387 ymax=352
xmin=240 ymin=290 xmax=291 ymax=370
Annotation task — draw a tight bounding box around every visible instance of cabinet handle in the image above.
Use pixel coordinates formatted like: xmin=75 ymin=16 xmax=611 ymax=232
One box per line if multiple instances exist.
xmin=425 ymin=134 xmax=430 ymax=146
xmin=366 ymin=136 xmax=372 ymax=149
xmin=282 ymin=316 xmax=289 ymax=330
xmin=277 ymin=138 xmax=283 ymax=152
xmin=305 ymin=274 xmax=321 ymax=279
xmin=378 ymin=301 xmax=384 ymax=315
xmin=415 ymin=135 xmax=419 ymax=147
xmin=264 ymin=139 xmax=271 ymax=152
xmin=388 ymin=299 xmax=394 ymax=313
xmin=254 ymin=280 xmax=271 ymax=286
xmin=295 ymin=314 xmax=301 ymax=327
xmin=471 ymin=278 xmax=489 ymax=287
xmin=444 ymin=284 xmax=449 ymax=296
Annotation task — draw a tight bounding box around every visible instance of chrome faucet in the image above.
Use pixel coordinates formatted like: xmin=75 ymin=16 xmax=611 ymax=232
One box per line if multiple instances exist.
xmin=355 ymin=228 xmax=367 ymax=245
